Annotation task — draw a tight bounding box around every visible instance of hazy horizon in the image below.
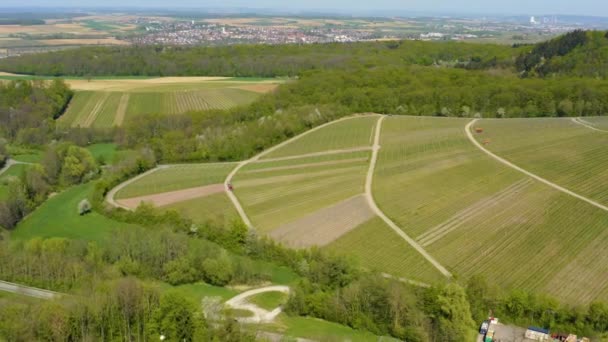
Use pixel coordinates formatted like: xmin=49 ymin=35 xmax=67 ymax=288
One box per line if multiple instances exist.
xmin=1 ymin=0 xmax=608 ymax=17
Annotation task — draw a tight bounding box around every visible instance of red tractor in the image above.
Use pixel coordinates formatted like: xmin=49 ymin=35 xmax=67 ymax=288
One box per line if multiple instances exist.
xmin=227 ymin=183 xmax=234 ymax=191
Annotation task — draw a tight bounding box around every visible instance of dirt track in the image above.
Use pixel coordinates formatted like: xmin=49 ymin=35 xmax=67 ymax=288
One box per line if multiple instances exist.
xmin=117 ymin=183 xmax=225 ymax=209
xmin=224 ymin=285 xmax=290 ymax=324
xmin=572 ymin=117 xmax=608 ymax=133
xmin=466 ymin=119 xmax=608 ymax=213
xmin=365 ymin=116 xmax=453 ymax=278
xmin=269 ymin=195 xmax=374 ymax=248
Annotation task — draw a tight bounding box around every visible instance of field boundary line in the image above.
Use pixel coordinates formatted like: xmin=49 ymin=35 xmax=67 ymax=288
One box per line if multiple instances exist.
xmin=113 ymin=93 xmax=130 ymax=126
xmin=365 ymin=116 xmax=453 ymax=278
xmin=105 ymin=166 xmax=168 ymax=211
xmin=0 ymin=280 xmax=62 ymax=300
xmin=255 ymin=147 xmax=372 ymax=163
xmin=225 ymin=113 xmax=381 ymax=229
xmin=466 ymin=119 xmax=608 ymax=213
xmin=572 ymin=117 xmax=608 ymax=133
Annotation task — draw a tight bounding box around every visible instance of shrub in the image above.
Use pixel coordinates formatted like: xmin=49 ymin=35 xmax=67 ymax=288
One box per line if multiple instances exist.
xmin=78 ymin=199 xmax=91 ymax=216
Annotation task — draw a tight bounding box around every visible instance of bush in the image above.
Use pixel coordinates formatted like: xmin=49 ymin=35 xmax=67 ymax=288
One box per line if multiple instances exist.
xmin=78 ymin=199 xmax=91 ymax=216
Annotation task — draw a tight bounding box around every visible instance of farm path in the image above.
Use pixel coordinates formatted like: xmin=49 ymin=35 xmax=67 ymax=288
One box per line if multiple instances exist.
xmin=466 ymin=119 xmax=608 ymax=213
xmin=365 ymin=116 xmax=453 ymax=278
xmin=105 ymin=166 xmax=168 ymax=210
xmin=257 ymin=146 xmax=373 ymax=163
xmin=571 ymin=117 xmax=608 ymax=133
xmin=0 ymin=279 xmax=62 ymax=300
xmin=0 ymin=159 xmax=33 ymax=177
xmin=225 ymin=114 xmax=381 ymax=229
xmin=224 ymin=285 xmax=290 ymax=324
xmin=116 ymin=183 xmax=225 ymax=209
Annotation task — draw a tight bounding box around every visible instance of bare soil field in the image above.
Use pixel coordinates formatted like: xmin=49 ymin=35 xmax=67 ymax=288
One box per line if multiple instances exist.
xmin=117 ymin=183 xmax=225 ymax=209
xmin=269 ymin=195 xmax=374 ymax=248
xmin=66 ymin=77 xmax=232 ymax=91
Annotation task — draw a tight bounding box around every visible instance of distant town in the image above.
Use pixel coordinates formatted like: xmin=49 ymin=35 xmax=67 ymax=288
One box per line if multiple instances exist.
xmin=0 ymin=10 xmax=607 ymax=57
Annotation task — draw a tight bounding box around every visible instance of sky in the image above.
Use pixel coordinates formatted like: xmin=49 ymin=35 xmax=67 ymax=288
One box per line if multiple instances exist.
xmin=2 ymin=0 xmax=608 ymax=17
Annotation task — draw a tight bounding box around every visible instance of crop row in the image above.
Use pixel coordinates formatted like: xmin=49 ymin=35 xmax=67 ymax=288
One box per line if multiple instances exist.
xmin=478 ymin=118 xmax=608 ymax=205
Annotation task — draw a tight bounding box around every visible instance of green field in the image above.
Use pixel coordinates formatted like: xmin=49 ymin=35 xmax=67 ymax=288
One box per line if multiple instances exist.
xmin=261 ymin=115 xmax=378 ymax=159
xmin=327 ymin=218 xmax=445 ymax=284
xmin=583 ymin=116 xmax=608 ymax=130
xmin=247 ymin=291 xmax=288 ymax=310
xmin=476 ymin=118 xmax=608 ymax=206
xmin=58 ymin=79 xmax=275 ymax=128
xmin=116 ymin=163 xmax=236 ymax=199
xmin=163 ymin=192 xmax=238 ymax=226
xmin=12 ymin=182 xmax=140 ymax=243
xmin=234 ymin=152 xmax=369 ymax=231
xmin=261 ymin=314 xmax=399 ymax=342
xmin=0 ymin=163 xmax=31 ymax=200
xmin=371 ymin=116 xmax=608 ymax=304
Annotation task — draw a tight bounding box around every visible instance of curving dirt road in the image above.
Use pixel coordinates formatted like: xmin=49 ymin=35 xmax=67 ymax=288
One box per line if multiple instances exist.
xmin=224 ymin=114 xmax=381 ymax=229
xmin=224 ymin=285 xmax=290 ymax=324
xmin=571 ymin=117 xmax=608 ymax=133
xmin=465 ymin=119 xmax=608 ymax=213
xmin=0 ymin=159 xmax=33 ymax=177
xmin=365 ymin=116 xmax=453 ymax=278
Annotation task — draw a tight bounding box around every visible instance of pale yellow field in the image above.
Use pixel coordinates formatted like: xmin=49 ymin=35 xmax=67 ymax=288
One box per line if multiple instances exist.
xmin=38 ymin=38 xmax=130 ymax=46
xmin=0 ymin=23 xmax=96 ymax=35
xmin=66 ymin=78 xmax=281 ymax=92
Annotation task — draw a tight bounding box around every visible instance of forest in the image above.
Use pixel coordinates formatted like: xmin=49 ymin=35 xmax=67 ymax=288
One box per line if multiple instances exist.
xmin=2 ymin=31 xmax=608 ymax=340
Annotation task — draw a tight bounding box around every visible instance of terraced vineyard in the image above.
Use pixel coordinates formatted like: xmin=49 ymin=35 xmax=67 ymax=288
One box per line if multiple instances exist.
xmin=113 ymin=163 xmax=238 ymax=225
xmin=583 ymin=116 xmax=608 ymax=130
xmin=58 ymin=78 xmax=279 ymax=128
xmin=372 ymin=116 xmax=608 ymax=304
xmin=260 ymin=116 xmax=377 ymax=159
xmin=116 ymin=163 xmax=236 ymax=199
xmin=233 ymin=151 xmax=370 ymax=232
xmin=105 ymin=114 xmax=608 ymax=302
xmin=476 ymin=118 xmax=608 ymax=206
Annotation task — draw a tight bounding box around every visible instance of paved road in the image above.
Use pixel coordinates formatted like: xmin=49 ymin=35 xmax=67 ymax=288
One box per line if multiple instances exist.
xmin=224 ymin=285 xmax=290 ymax=324
xmin=0 ymin=280 xmax=61 ymax=300
xmin=224 ymin=114 xmax=381 ymax=229
xmin=465 ymin=119 xmax=608 ymax=213
xmin=571 ymin=117 xmax=608 ymax=133
xmin=365 ymin=116 xmax=453 ymax=278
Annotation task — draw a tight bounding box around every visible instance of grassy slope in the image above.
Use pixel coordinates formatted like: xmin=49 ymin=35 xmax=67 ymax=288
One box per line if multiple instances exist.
xmin=584 ymin=116 xmax=608 ymax=130
xmin=261 ymin=314 xmax=398 ymax=342
xmin=116 ymin=163 xmax=236 ymax=199
xmin=162 ymin=192 xmax=238 ymax=227
xmin=0 ymin=164 xmax=31 ymax=200
xmin=327 ymin=217 xmax=445 ymax=284
xmin=12 ymin=182 xmax=139 ymax=243
xmin=57 ymin=78 xmax=275 ymax=128
xmin=234 ymin=154 xmax=368 ymax=232
xmin=261 ymin=116 xmax=377 ymax=159
xmin=373 ymin=116 xmax=608 ymax=304
xmin=247 ymin=291 xmax=288 ymax=311
xmin=477 ymin=118 xmax=608 ymax=206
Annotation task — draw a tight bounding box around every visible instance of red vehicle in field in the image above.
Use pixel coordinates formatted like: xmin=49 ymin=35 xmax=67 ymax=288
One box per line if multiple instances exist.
xmin=227 ymin=183 xmax=234 ymax=191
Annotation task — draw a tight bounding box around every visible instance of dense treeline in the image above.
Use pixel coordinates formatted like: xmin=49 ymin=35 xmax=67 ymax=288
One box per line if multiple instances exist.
xmin=0 ymin=276 xmax=255 ymax=342
xmin=0 ymin=80 xmax=72 ymax=144
xmin=0 ymin=41 xmax=522 ymax=77
xmin=517 ymin=30 xmax=608 ymax=78
xmin=115 ymin=65 xmax=608 ymax=164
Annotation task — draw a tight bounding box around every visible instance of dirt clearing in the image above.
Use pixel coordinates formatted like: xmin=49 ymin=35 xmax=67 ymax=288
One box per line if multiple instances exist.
xmin=117 ymin=183 xmax=225 ymax=209
xmin=269 ymin=195 xmax=374 ymax=248
xmin=234 ymin=83 xmax=279 ymax=93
